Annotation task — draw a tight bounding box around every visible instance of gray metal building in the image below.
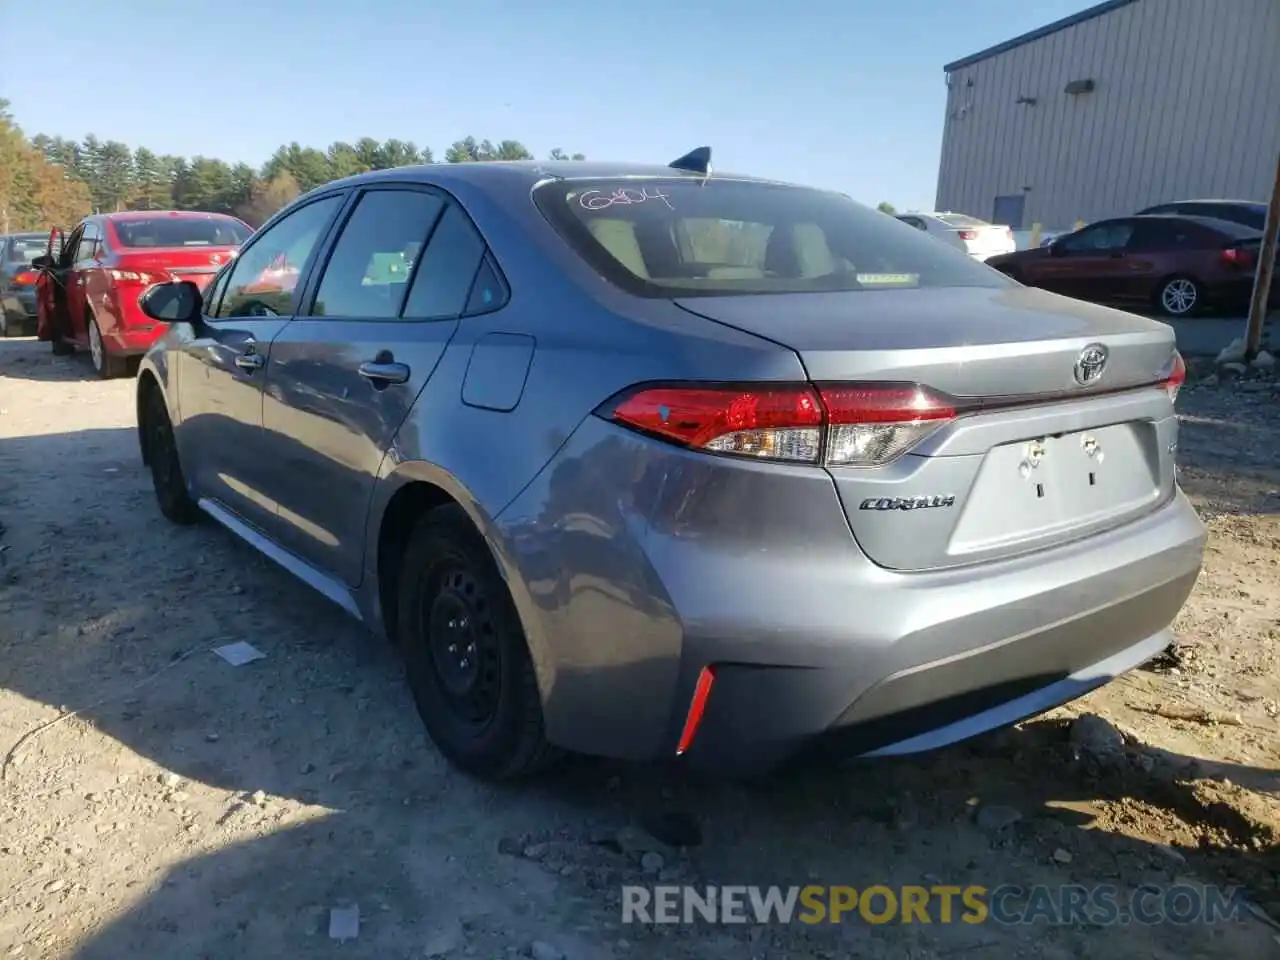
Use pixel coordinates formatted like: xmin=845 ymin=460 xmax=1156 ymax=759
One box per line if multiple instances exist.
xmin=934 ymin=0 xmax=1280 ymax=233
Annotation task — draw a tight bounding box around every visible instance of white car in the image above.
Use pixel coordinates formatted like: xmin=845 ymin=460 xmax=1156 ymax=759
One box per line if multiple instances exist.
xmin=895 ymin=212 xmax=1016 ymax=261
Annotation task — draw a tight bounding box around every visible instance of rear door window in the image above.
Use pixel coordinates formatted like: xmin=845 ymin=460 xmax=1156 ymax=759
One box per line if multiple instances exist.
xmin=309 ymin=188 xmax=445 ymax=319
xmin=534 ymin=178 xmax=1006 ymax=298
xmin=401 ymin=203 xmax=487 ymax=319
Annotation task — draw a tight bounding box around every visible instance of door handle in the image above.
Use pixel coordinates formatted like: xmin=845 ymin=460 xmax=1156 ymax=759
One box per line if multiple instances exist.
xmin=358 ymin=361 xmax=411 ymax=385
xmin=234 ymin=352 xmax=265 ymax=372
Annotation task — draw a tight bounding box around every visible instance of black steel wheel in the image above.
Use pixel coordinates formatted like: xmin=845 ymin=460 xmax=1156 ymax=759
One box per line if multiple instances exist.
xmin=143 ymin=386 xmax=200 ymax=525
xmin=398 ymin=504 xmax=556 ymax=779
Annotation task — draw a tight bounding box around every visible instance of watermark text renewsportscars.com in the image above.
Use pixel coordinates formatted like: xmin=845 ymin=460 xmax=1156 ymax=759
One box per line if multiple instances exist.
xmin=622 ymin=884 xmax=1255 ymax=926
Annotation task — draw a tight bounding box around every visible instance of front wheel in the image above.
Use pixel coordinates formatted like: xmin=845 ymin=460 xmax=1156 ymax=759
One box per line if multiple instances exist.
xmin=142 ymin=386 xmax=201 ymax=525
xmin=1158 ymin=276 xmax=1201 ymax=317
xmin=397 ymin=505 xmax=557 ymax=780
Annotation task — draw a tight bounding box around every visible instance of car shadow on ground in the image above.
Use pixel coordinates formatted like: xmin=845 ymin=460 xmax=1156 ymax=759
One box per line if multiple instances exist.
xmin=0 ymin=362 xmax=1276 ymax=956
xmin=0 ymin=336 xmax=107 ymax=383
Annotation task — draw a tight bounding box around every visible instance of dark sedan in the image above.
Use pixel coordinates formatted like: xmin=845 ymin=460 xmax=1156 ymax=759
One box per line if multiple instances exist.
xmin=0 ymin=232 xmax=49 ymax=336
xmin=986 ymin=214 xmax=1266 ymax=317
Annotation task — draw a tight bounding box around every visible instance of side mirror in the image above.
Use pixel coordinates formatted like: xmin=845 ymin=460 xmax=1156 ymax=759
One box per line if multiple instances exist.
xmin=140 ymin=280 xmax=202 ymax=324
xmin=30 ymin=255 xmax=54 ymax=270
xmin=1048 ymin=240 xmax=1066 ymax=256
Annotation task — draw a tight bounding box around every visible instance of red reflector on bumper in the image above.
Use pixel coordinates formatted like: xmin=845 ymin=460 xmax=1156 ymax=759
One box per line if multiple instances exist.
xmin=676 ymin=666 xmax=715 ymax=756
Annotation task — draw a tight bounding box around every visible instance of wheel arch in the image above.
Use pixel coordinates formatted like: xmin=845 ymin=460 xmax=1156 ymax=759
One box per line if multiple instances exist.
xmin=367 ymin=461 xmax=555 ymax=704
xmin=135 ymin=353 xmax=175 ymax=465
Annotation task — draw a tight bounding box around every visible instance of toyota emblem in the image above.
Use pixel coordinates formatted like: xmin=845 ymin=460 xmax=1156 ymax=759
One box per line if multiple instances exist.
xmin=1074 ymin=343 xmax=1108 ymax=385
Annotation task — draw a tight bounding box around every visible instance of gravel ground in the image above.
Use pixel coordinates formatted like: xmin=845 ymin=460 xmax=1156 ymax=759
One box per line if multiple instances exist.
xmin=1 ymin=337 xmax=1278 ymax=959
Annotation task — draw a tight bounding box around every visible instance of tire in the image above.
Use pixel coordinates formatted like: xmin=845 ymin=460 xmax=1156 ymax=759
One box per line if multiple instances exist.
xmin=141 ymin=385 xmax=201 ymax=525
xmin=88 ymin=314 xmax=129 ymax=379
xmin=397 ymin=504 xmax=557 ymax=780
xmin=1157 ymin=276 xmax=1201 ymax=318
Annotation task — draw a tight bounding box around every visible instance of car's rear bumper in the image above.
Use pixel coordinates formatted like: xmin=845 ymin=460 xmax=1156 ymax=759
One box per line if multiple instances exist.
xmin=495 ymin=417 xmax=1206 ymax=775
xmin=102 ymin=312 xmax=165 ymax=356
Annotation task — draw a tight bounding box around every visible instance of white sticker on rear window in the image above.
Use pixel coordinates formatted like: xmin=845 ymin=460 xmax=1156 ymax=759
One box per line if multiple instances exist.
xmin=856 ymin=273 xmax=919 ymax=287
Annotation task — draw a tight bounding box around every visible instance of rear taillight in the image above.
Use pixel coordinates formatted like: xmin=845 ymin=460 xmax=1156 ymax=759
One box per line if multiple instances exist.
xmin=11 ymin=271 xmax=36 ymax=286
xmin=1222 ymin=246 xmax=1256 ymax=268
xmin=110 ymin=269 xmax=162 ymax=285
xmin=958 ymin=230 xmax=978 ymax=241
xmin=822 ymin=385 xmax=957 ymax=466
xmin=1157 ymin=351 xmax=1186 ymax=402
xmin=606 ymin=383 xmax=957 ymax=467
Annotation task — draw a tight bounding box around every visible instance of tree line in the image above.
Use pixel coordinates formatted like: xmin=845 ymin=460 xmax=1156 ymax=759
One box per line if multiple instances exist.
xmin=0 ymin=98 xmax=586 ymax=234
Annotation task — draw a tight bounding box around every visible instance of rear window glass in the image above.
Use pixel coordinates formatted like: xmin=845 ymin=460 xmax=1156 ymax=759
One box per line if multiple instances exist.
xmin=534 ymin=178 xmax=1007 ymax=298
xmin=113 ymin=216 xmax=250 ymax=248
xmin=6 ymin=237 xmax=47 ymax=261
xmin=936 ymin=214 xmax=987 ymax=227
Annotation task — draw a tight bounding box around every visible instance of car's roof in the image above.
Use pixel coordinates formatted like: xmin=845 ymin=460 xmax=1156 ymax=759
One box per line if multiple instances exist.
xmin=2 ymin=231 xmax=47 ymax=239
xmin=304 ymin=160 xmax=812 ymax=200
xmin=1131 ymin=213 xmax=1262 ymax=237
xmin=100 ymin=210 xmax=243 ymax=222
xmin=1141 ymin=199 xmax=1265 ymax=208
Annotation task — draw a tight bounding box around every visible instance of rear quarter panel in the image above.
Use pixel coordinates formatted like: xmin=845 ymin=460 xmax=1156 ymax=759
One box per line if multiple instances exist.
xmin=363 ymin=174 xmax=808 ymax=674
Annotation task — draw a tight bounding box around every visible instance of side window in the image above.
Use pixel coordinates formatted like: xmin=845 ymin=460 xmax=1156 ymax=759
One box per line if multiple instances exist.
xmin=217 ymin=196 xmax=343 ymax=319
xmin=1062 ymin=223 xmax=1133 ymax=253
xmin=899 ymin=216 xmax=925 ymax=231
xmin=402 ymin=203 xmax=486 ymax=320
xmin=465 ymin=255 xmax=509 ymax=315
xmin=62 ymin=227 xmax=85 ymax=265
xmin=76 ymin=226 xmax=100 ymax=262
xmin=310 ymin=189 xmax=444 ymax=319
xmin=203 ymin=264 xmax=233 ymax=317
xmin=1125 ymin=221 xmax=1170 ymax=251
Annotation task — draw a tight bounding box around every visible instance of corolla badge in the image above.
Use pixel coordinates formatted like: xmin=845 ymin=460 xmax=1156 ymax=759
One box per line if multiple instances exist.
xmin=1074 ymin=343 xmax=1108 ymax=385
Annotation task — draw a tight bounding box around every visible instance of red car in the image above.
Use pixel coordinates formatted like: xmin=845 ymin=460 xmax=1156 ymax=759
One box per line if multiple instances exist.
xmin=985 ymin=214 xmax=1267 ymax=318
xmin=35 ymin=210 xmax=251 ymax=377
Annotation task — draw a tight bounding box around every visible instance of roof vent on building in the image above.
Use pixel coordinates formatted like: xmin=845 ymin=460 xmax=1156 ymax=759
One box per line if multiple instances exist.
xmin=1064 ymin=78 xmax=1095 ymax=95
xmin=1016 ymin=96 xmax=1037 ymax=106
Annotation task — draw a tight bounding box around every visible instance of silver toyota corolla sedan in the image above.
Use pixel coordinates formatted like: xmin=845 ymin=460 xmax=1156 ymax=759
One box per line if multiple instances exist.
xmin=133 ymin=151 xmax=1204 ymax=780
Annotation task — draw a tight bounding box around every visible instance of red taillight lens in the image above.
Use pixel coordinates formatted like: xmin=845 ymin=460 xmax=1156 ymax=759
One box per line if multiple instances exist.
xmin=1222 ymin=246 xmax=1256 ymax=268
xmin=1158 ymin=351 xmax=1186 ymax=402
xmin=958 ymin=230 xmax=978 ymax=241
xmin=607 ymin=383 xmax=956 ymax=467
xmin=609 ymin=385 xmax=824 ymax=461
xmin=11 ymin=271 xmax=37 ymax=286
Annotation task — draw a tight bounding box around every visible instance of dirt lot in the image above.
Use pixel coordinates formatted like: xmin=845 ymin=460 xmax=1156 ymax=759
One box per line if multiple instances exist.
xmin=1 ymin=337 xmax=1278 ymax=959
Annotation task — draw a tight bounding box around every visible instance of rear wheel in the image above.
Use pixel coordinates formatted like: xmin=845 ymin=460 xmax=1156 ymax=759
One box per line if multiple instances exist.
xmin=88 ymin=314 xmax=129 ymax=378
xmin=142 ymin=386 xmax=201 ymax=525
xmin=1157 ymin=276 xmax=1201 ymax=317
xmin=397 ymin=504 xmax=556 ymax=780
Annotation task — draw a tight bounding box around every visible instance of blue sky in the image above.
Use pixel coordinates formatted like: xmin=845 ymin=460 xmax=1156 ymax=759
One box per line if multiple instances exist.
xmin=0 ymin=0 xmax=1088 ymax=210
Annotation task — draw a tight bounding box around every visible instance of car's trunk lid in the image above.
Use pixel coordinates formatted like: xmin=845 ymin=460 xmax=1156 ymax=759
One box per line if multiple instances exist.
xmin=674 ymin=286 xmax=1180 ymax=571
xmin=116 ymin=247 xmax=237 ymax=289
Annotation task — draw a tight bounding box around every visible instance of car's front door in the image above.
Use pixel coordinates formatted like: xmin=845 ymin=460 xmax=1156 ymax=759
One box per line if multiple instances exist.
xmin=1032 ymin=220 xmax=1135 ymax=301
xmin=261 ymin=185 xmax=496 ymax=586
xmin=65 ymin=222 xmax=102 ymax=341
xmin=173 ymin=193 xmax=346 ymax=534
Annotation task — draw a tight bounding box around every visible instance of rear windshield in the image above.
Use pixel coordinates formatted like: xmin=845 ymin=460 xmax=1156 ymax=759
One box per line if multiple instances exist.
xmin=113 ymin=216 xmax=250 ymax=248
xmin=6 ymin=236 xmax=47 ymax=262
xmin=534 ymin=178 xmax=1008 ymax=298
xmin=936 ymin=214 xmax=987 ymax=227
